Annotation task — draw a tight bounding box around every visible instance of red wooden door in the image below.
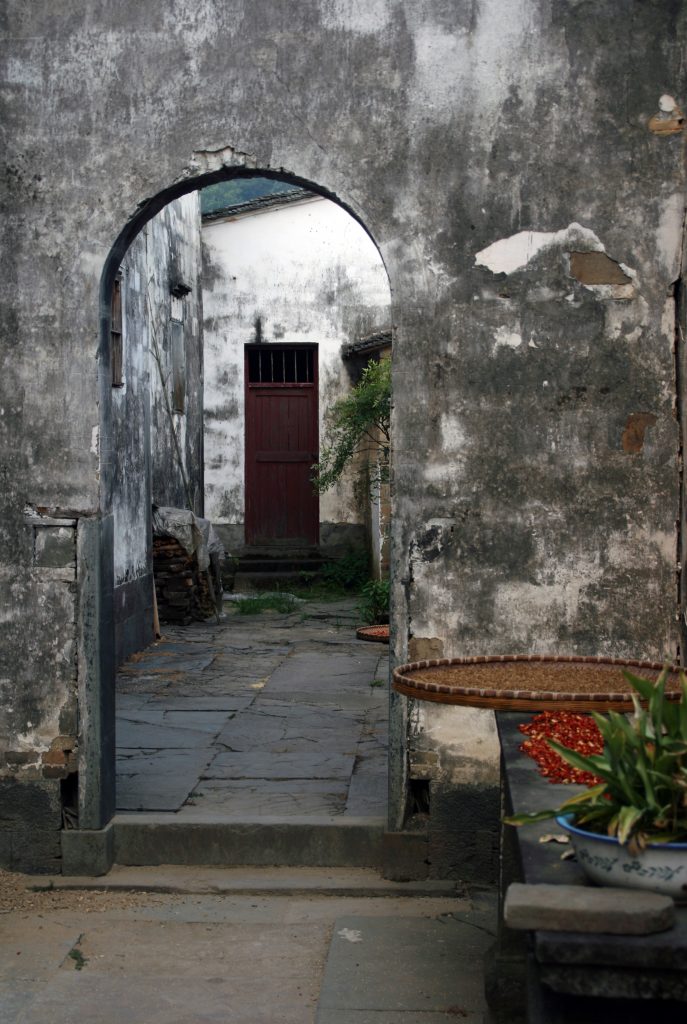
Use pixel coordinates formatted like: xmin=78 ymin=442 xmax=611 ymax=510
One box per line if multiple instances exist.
xmin=245 ymin=345 xmax=319 ymax=545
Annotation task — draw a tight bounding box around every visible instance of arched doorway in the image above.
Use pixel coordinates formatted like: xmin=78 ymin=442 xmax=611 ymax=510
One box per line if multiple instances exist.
xmin=74 ymin=168 xmax=400 ymax=870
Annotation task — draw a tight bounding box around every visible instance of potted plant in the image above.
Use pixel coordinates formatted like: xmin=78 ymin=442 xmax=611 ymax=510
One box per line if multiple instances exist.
xmin=506 ymin=667 xmax=687 ymax=897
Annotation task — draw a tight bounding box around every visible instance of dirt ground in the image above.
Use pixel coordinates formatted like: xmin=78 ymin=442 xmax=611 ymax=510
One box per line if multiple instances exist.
xmin=0 ymin=868 xmax=176 ymax=916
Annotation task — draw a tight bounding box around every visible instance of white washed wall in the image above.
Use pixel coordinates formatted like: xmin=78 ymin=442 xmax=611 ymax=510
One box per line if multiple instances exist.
xmin=112 ymin=192 xmax=203 ymax=585
xmin=202 ymin=196 xmax=390 ymax=533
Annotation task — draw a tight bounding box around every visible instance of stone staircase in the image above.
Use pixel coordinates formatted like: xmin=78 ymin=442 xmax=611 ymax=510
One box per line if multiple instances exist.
xmin=229 ymin=548 xmax=327 ymax=592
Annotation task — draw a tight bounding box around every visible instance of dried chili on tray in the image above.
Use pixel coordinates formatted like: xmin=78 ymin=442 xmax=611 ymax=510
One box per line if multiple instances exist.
xmin=518 ymin=710 xmax=603 ymax=785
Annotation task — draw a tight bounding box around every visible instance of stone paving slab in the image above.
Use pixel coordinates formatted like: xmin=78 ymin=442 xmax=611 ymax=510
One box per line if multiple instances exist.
xmin=115 ymin=598 xmax=390 ymax=820
xmin=119 ymin=648 xmax=217 ymax=674
xmin=5 ymin=918 xmax=327 ymax=1024
xmin=266 ymin=652 xmax=382 ymax=694
xmin=116 ymin=749 xmax=214 ymax=811
xmin=182 ymin=778 xmax=350 ymax=817
xmin=202 ymin=751 xmax=356 ymax=780
xmin=344 ymin=774 xmax=387 ymax=816
xmin=116 ymin=718 xmax=223 ymax=749
xmin=276 ymin=692 xmax=388 ymax=711
xmin=316 ymin=915 xmax=491 ymax=1021
xmin=117 ymin=706 xmax=233 ymax=732
xmin=214 ymin=706 xmax=364 ymax=753
xmin=1 ymin=880 xmax=492 ymax=1024
xmin=146 ymin=695 xmax=254 ymax=711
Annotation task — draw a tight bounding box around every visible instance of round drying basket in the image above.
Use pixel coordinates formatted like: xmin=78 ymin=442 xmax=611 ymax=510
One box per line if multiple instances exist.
xmin=392 ymin=655 xmax=682 ymax=712
xmin=356 ymin=624 xmax=390 ymax=644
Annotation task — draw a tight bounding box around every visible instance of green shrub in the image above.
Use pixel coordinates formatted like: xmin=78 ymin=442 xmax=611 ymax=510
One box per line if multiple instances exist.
xmin=320 ymin=550 xmax=369 ymax=591
xmin=313 ymin=357 xmax=391 ymax=495
xmin=235 ymin=593 xmax=296 ymax=615
xmin=358 ymin=579 xmax=390 ymax=624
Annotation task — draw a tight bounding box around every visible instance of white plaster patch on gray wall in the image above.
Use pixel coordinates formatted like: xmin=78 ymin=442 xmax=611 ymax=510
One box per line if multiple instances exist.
xmin=408 ymin=0 xmax=541 ymax=122
xmin=656 ymin=192 xmax=686 ymax=281
xmin=320 ymin=0 xmax=392 ymax=34
xmin=493 ymin=325 xmax=523 ymax=350
xmin=421 ymin=705 xmax=500 ymax=787
xmin=492 ymin=554 xmax=603 ymax=646
xmin=161 ymin=0 xmax=244 ymax=71
xmin=475 ymin=223 xmax=604 ymax=275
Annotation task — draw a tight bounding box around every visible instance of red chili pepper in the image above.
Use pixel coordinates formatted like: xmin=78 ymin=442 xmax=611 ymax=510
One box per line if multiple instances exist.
xmin=518 ymin=711 xmax=603 ymax=785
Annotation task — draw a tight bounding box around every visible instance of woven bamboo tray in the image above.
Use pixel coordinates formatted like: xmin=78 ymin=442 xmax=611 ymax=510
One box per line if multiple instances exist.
xmin=356 ymin=625 xmax=390 ymax=644
xmin=392 ymin=655 xmax=683 ymax=711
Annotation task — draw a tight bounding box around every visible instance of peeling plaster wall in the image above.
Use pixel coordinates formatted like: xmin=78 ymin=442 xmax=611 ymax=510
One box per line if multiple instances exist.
xmin=202 ymin=196 xmax=390 ymax=546
xmin=147 ymin=195 xmax=205 ymax=517
xmin=110 ymin=192 xmax=204 ymax=665
xmin=1 ymin=0 xmax=686 ymax=874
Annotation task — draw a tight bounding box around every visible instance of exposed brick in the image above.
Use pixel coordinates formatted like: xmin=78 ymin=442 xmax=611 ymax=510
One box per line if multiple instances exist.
xmin=42 ymin=749 xmax=67 ymax=766
xmin=4 ymin=750 xmax=38 ymax=765
xmin=49 ymin=735 xmax=76 ymax=752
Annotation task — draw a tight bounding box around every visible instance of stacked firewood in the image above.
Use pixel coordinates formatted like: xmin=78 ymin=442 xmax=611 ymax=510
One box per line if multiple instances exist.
xmin=153 ymin=536 xmax=216 ymax=623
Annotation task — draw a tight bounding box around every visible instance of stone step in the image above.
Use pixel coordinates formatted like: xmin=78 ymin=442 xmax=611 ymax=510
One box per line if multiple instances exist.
xmin=232 ymin=570 xmax=318 ymax=591
xmin=41 ymin=864 xmax=462 ymax=898
xmin=62 ymin=819 xmax=431 ymax=878
xmin=236 ymin=557 xmax=326 ymax=573
xmin=113 ymin=815 xmax=387 ymax=869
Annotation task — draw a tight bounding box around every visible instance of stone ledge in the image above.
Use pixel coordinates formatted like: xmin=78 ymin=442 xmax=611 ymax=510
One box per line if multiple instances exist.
xmin=61 ymin=822 xmax=115 ymax=876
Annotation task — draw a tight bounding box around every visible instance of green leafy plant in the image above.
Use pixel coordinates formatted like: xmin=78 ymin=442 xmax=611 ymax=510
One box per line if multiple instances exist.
xmin=235 ymin=593 xmax=296 ymax=614
xmin=358 ymin=579 xmax=390 ymax=625
xmin=67 ymin=937 xmax=88 ymax=971
xmin=506 ymin=668 xmax=687 ymax=852
xmin=312 ymin=357 xmax=391 ymax=495
xmin=289 ymin=551 xmax=369 ymax=601
xmin=320 ymin=550 xmax=369 ymax=591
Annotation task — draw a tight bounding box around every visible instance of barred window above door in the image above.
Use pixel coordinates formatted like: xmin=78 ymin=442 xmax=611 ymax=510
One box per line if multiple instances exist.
xmin=247 ymin=346 xmax=314 ymax=385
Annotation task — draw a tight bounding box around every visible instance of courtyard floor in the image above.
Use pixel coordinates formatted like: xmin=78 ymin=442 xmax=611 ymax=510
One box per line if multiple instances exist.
xmin=0 ymin=865 xmax=498 ymax=1023
xmin=116 ymin=597 xmax=389 ymax=821
xmin=1 ymin=596 xmax=502 ymax=1023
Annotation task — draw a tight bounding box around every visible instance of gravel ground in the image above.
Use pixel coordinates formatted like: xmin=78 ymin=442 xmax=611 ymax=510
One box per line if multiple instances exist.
xmin=0 ymin=868 xmax=178 ymax=916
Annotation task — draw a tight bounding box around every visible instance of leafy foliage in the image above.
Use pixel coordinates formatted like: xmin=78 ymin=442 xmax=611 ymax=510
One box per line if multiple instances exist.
xmin=358 ymin=579 xmax=390 ymax=625
xmin=312 ymin=357 xmax=391 ymax=495
xmin=234 ymin=593 xmax=296 ymax=614
xmin=505 ymin=668 xmax=687 ymax=851
xmin=320 ymin=550 xmax=369 ymax=591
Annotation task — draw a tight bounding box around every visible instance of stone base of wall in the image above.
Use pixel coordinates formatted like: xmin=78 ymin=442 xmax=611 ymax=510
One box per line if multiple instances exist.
xmin=212 ymin=521 xmax=367 ymax=560
xmin=212 ymin=523 xmax=244 ymax=555
xmin=0 ymin=777 xmax=63 ymax=873
xmin=114 ymin=573 xmax=155 ymax=667
xmin=425 ymin=782 xmax=500 ymax=883
xmin=319 ymin=522 xmax=367 ymax=557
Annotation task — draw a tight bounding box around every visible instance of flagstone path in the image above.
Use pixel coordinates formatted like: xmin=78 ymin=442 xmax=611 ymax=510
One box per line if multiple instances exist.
xmin=115 ymin=598 xmax=389 ymax=821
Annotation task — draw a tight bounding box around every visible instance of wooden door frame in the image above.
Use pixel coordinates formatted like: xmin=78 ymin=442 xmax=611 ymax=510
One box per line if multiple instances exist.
xmin=244 ymin=342 xmax=319 ymax=547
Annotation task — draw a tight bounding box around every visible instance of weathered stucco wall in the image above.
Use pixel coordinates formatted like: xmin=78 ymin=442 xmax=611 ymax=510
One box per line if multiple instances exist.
xmin=147 ymin=194 xmax=205 ymax=517
xmin=111 ymin=192 xmax=204 ymax=664
xmin=1 ymin=0 xmax=685 ymax=874
xmin=202 ymin=195 xmax=390 ymax=547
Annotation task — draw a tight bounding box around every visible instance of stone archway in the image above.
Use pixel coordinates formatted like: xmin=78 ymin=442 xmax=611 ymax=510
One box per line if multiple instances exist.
xmin=67 ymin=164 xmax=404 ymax=874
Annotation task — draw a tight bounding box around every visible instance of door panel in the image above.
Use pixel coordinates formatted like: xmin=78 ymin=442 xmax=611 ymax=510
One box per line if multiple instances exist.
xmin=245 ymin=346 xmax=319 ymax=545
